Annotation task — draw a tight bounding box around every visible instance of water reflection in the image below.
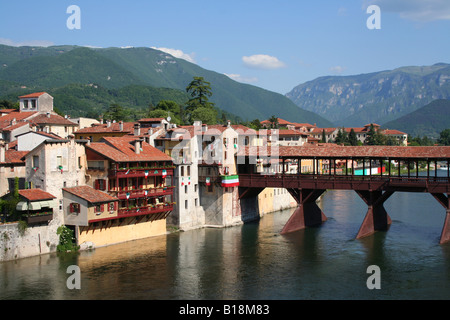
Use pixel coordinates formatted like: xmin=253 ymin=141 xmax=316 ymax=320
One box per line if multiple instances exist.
xmin=1 ymin=172 xmax=450 ymax=300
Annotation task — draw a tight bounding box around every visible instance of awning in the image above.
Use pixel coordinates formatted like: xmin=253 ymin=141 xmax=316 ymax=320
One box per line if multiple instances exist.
xmin=16 ymin=199 xmax=58 ymax=211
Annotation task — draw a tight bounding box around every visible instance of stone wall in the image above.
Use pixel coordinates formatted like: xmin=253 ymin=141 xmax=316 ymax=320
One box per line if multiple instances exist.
xmin=0 ymin=221 xmax=60 ymax=262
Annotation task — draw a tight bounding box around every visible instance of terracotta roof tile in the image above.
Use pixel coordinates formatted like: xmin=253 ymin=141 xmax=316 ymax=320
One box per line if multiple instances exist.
xmin=19 ymin=189 xmax=56 ymax=201
xmin=87 ymin=136 xmax=173 ymax=162
xmin=63 ymin=186 xmax=117 ymax=204
xmin=18 ymin=92 xmax=48 ymax=99
xmin=31 ymin=113 xmax=78 ymax=126
xmin=239 ymin=145 xmax=450 ymax=159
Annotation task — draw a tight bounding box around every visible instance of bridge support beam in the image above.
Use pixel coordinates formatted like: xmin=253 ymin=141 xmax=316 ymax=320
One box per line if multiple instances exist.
xmin=281 ymin=189 xmax=327 ymax=234
xmin=355 ymin=190 xmax=393 ymax=239
xmin=431 ymin=193 xmax=450 ymax=244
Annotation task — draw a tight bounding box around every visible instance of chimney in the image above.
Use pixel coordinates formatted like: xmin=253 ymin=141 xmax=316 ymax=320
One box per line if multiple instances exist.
xmin=0 ymin=142 xmax=5 ymax=163
xmin=10 ymin=118 xmax=16 ymax=126
xmin=135 ymin=140 xmax=141 ymax=154
xmin=107 ymin=120 xmax=111 ymax=127
xmin=227 ymin=120 xmax=231 ymax=128
xmin=119 ymin=121 xmax=123 ymax=131
xmin=134 ymin=123 xmax=141 ymax=136
xmin=46 ymin=112 xmax=51 ymax=118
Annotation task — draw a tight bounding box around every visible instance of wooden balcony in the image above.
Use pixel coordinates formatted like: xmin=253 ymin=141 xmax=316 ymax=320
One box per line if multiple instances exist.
xmin=25 ymin=213 xmax=53 ymax=225
xmin=109 ymin=167 xmax=174 ymax=179
xmin=118 ymin=204 xmax=174 ymax=218
xmin=112 ymin=186 xmax=174 ymax=200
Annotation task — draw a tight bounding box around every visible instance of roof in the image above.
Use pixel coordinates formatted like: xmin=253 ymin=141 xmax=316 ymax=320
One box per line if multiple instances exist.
xmin=18 ymin=92 xmax=48 ymax=99
xmin=87 ymin=136 xmax=173 ymax=162
xmin=31 ymin=113 xmax=78 ymax=126
xmin=75 ymin=121 xmax=135 ymax=134
xmin=239 ymin=145 xmax=450 ymax=159
xmin=1 ymin=150 xmax=28 ymax=165
xmin=16 ymin=130 xmax=62 ymax=139
xmin=63 ymin=186 xmax=117 ymax=204
xmin=19 ymin=189 xmax=56 ymax=201
xmin=0 ymin=111 xmax=37 ymax=130
xmin=138 ymin=118 xmax=165 ymax=122
xmin=273 ymin=129 xmax=308 ymax=136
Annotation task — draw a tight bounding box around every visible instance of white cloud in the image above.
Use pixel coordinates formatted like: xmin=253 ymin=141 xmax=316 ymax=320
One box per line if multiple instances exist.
xmin=0 ymin=38 xmax=54 ymax=47
xmin=329 ymin=66 xmax=346 ymax=74
xmin=242 ymin=54 xmax=286 ymax=70
xmin=151 ymin=47 xmax=196 ymax=63
xmin=365 ymin=0 xmax=450 ymax=22
xmin=224 ymin=73 xmax=259 ymax=84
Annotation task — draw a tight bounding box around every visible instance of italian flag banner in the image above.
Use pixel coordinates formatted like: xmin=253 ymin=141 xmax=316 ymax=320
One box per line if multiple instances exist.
xmin=221 ymin=175 xmax=239 ymax=187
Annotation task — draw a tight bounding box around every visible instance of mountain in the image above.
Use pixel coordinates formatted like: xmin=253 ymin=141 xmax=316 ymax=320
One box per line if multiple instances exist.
xmin=286 ymin=63 xmax=450 ymax=127
xmin=382 ymin=99 xmax=450 ymax=139
xmin=0 ymin=45 xmax=332 ymax=126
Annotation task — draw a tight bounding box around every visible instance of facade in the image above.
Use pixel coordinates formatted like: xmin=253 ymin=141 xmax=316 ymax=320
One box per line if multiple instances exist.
xmin=74 ymin=135 xmax=175 ymax=247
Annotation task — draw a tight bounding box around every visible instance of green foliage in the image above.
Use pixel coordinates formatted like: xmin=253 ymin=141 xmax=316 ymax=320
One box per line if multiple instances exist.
xmin=348 ymin=128 xmax=358 ymax=146
xmin=382 ymin=99 xmax=450 ymax=139
xmin=190 ymin=107 xmax=218 ymax=125
xmin=56 ymin=226 xmax=79 ymax=253
xmin=438 ymin=129 xmax=450 ymax=146
xmin=0 ymin=45 xmax=332 ymax=126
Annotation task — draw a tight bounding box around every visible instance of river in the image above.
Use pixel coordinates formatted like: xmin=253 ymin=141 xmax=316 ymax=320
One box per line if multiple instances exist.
xmin=1 ymin=170 xmax=450 ymax=301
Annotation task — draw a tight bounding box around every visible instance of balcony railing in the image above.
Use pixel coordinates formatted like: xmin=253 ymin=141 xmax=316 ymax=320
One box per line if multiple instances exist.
xmin=118 ymin=203 xmax=174 ymax=218
xmin=112 ymin=186 xmax=174 ymax=200
xmin=109 ymin=167 xmax=174 ymax=178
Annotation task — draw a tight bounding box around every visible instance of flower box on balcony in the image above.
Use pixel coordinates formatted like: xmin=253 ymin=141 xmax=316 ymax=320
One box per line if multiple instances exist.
xmin=25 ymin=213 xmax=53 ymax=225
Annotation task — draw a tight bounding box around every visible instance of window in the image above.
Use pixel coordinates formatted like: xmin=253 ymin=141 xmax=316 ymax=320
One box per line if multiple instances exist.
xmin=194 ymin=184 xmax=198 ymax=192
xmin=181 ymin=166 xmax=184 ymax=176
xmin=57 ymin=156 xmax=62 ymax=167
xmin=70 ymin=203 xmax=80 ymax=213
xmin=30 ymin=100 xmax=36 ymax=109
xmin=187 ymin=166 xmax=190 ymax=176
xmin=32 ymin=155 xmax=39 ymax=168
xmin=23 ymin=100 xmax=28 ymax=109
xmin=185 ymin=200 xmax=188 ymax=209
xmin=95 ymin=179 xmax=106 ymax=191
xmin=109 ymin=202 xmax=116 ymax=212
xmin=195 ymin=198 xmax=198 ymax=206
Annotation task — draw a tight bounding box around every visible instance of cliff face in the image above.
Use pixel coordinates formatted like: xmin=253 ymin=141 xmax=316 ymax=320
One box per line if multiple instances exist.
xmin=286 ymin=63 xmax=450 ymax=126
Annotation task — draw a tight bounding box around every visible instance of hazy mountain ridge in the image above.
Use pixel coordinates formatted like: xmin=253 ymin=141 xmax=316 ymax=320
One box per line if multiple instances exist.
xmin=286 ymin=63 xmax=450 ymax=127
xmin=382 ymin=99 xmax=450 ymax=139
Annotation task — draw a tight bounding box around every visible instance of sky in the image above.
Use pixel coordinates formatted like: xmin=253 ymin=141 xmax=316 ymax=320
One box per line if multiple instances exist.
xmin=1 ymin=0 xmax=450 ymax=94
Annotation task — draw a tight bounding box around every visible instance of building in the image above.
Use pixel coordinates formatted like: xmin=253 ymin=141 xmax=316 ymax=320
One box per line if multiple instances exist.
xmin=75 ymin=135 xmax=175 ymax=247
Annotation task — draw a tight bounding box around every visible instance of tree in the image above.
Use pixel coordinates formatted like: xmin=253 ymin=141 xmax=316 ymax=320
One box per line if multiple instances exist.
xmin=334 ymin=127 xmax=348 ymax=145
xmin=438 ymin=129 xmax=450 ymax=146
xmin=348 ymin=128 xmax=358 ymax=146
xmin=185 ymin=76 xmax=215 ymax=111
xmin=365 ymin=124 xmax=385 ymax=145
xmin=103 ymin=103 xmax=129 ymax=122
xmin=190 ymin=107 xmax=218 ymax=125
xmin=320 ymin=129 xmax=327 ymax=143
xmin=268 ymin=115 xmax=279 ymax=129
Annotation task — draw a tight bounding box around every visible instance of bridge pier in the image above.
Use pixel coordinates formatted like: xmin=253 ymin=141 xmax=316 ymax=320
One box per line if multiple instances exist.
xmin=355 ymin=190 xmax=393 ymax=239
xmin=281 ymin=189 xmax=327 ymax=234
xmin=431 ymin=193 xmax=450 ymax=244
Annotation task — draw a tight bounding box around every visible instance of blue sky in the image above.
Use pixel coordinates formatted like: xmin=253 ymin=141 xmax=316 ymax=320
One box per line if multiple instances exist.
xmin=1 ymin=0 xmax=449 ymax=94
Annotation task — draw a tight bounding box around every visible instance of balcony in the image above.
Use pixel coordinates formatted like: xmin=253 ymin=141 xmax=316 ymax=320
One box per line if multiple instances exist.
xmin=109 ymin=167 xmax=174 ymax=179
xmin=25 ymin=212 xmax=53 ymax=225
xmin=118 ymin=203 xmax=174 ymax=218
xmin=113 ymin=186 xmax=174 ymax=200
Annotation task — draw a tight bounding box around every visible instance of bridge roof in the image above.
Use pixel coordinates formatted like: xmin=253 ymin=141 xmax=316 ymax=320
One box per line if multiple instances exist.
xmin=239 ymin=145 xmax=450 ymax=159
xmin=280 ymin=145 xmax=450 ymax=159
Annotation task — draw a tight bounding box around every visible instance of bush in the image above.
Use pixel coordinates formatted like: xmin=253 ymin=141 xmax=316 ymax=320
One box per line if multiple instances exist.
xmin=56 ymin=226 xmax=79 ymax=253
